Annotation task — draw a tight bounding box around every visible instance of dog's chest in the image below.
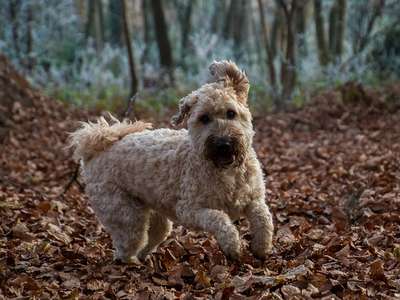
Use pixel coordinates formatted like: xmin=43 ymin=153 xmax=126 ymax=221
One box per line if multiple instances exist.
xmin=207 ymin=169 xmax=257 ymax=216
xmin=183 ymin=153 xmax=264 ymax=218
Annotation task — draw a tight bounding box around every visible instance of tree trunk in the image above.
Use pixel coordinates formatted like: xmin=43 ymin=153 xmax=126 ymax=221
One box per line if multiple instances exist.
xmin=141 ymin=0 xmax=151 ymax=65
xmin=328 ymin=2 xmax=337 ymax=59
xmin=223 ymin=0 xmax=239 ymax=40
xmin=361 ymin=1 xmax=383 ymax=52
xmin=223 ymin=0 xmax=248 ymax=57
xmin=211 ymin=1 xmax=227 ymax=35
xmin=314 ymin=0 xmax=329 ymax=66
xmin=9 ymin=0 xmax=21 ymax=58
xmin=26 ymin=2 xmax=33 ymax=71
xmin=256 ymin=0 xmax=277 ymax=94
xmin=150 ymin=0 xmax=174 ymax=82
xmin=295 ymin=2 xmax=308 ymax=57
xmin=233 ymin=0 xmax=249 ymax=59
xmin=250 ymin=6 xmax=263 ymax=70
xmin=334 ymin=0 xmax=346 ymax=60
xmin=121 ymin=0 xmax=138 ymax=97
xmin=109 ymin=0 xmax=123 ymax=45
xmin=85 ymin=0 xmax=103 ymax=51
xmin=276 ymin=0 xmax=297 ymax=103
xmin=74 ymin=0 xmax=85 ymax=19
xmin=97 ymin=0 xmax=105 ymax=45
xmin=271 ymin=9 xmax=282 ymax=60
xmin=85 ymin=0 xmax=95 ymax=40
xmin=181 ymin=0 xmax=195 ymax=61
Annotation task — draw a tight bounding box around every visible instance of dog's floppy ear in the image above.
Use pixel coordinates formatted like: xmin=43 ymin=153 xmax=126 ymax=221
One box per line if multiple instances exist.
xmin=171 ymin=94 xmax=198 ymax=126
xmin=208 ymin=60 xmax=249 ymax=104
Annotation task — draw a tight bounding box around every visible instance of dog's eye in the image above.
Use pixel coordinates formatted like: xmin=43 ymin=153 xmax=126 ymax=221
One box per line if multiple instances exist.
xmin=199 ymin=114 xmax=211 ymax=125
xmin=226 ymin=109 xmax=236 ymax=120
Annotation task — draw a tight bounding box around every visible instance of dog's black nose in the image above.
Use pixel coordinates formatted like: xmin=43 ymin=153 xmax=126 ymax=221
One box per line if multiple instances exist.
xmin=215 ymin=137 xmax=233 ymax=154
xmin=205 ymin=135 xmax=239 ymax=167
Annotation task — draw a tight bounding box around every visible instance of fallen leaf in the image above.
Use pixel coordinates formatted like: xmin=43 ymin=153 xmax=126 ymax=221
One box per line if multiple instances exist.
xmin=369 ymin=260 xmax=387 ymax=282
xmin=194 ymin=270 xmax=211 ymax=289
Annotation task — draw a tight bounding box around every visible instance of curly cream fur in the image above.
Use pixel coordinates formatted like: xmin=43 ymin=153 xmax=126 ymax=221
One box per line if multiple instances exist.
xmin=69 ymin=114 xmax=152 ymax=162
xmin=70 ymin=60 xmax=274 ymax=263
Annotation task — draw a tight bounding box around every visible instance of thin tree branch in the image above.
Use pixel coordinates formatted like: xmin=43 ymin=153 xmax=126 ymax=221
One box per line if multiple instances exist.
xmin=59 ymin=164 xmax=83 ymax=197
xmin=275 ymin=0 xmax=289 ymax=19
xmin=123 ymin=93 xmax=138 ymax=119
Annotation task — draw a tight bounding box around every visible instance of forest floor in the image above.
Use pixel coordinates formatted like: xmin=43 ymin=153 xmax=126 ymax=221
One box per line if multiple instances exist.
xmin=1 ymin=58 xmax=400 ymax=299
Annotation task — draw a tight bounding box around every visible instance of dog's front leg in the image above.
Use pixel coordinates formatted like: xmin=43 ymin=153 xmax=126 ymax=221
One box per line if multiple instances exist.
xmin=245 ymin=200 xmax=274 ymax=259
xmin=177 ymin=207 xmax=241 ymax=260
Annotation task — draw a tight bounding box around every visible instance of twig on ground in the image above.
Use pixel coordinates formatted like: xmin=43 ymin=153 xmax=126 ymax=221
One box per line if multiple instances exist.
xmin=60 ymin=164 xmax=83 ymax=196
xmin=123 ymin=93 xmax=138 ymax=119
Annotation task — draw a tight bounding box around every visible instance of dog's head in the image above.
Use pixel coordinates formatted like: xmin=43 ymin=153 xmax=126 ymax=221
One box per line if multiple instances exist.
xmin=172 ymin=60 xmax=253 ymax=168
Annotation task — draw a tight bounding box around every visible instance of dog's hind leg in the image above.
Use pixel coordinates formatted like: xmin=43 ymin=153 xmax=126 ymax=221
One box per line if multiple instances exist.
xmin=138 ymin=211 xmax=172 ymax=261
xmin=88 ymin=189 xmax=150 ymax=263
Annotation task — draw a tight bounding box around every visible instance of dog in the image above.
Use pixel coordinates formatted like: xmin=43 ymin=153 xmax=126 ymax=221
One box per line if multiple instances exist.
xmin=69 ymin=60 xmax=274 ymax=263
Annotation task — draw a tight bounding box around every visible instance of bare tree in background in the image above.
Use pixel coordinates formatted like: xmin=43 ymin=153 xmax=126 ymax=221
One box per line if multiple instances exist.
xmin=270 ymin=8 xmax=283 ymax=60
xmin=250 ymin=5 xmax=264 ymax=69
xmin=257 ymin=0 xmax=277 ymax=101
xmin=314 ymin=0 xmax=347 ymax=64
xmin=97 ymin=0 xmax=105 ymax=44
xmin=234 ymin=0 xmax=249 ymax=56
xmin=26 ymin=2 xmax=33 ymax=71
xmin=223 ymin=0 xmax=239 ymax=40
xmin=353 ymin=0 xmax=385 ymax=54
xmin=328 ymin=0 xmax=347 ymax=61
xmin=295 ymin=1 xmax=309 ymax=58
xmin=314 ymin=0 xmax=329 ymax=66
xmin=276 ymin=0 xmax=297 ymax=104
xmin=328 ymin=1 xmax=338 ymax=59
xmin=121 ymin=0 xmax=138 ymax=96
xmin=223 ymin=0 xmax=249 ymax=59
xmin=335 ymin=0 xmax=346 ymax=60
xmin=9 ymin=0 xmax=21 ymax=58
xmin=85 ymin=0 xmax=95 ymax=40
xmin=150 ymin=0 xmax=174 ymax=83
xmin=141 ymin=0 xmax=152 ymax=66
xmin=108 ymin=0 xmax=123 ymax=45
xmin=257 ymin=0 xmax=299 ymax=107
xmin=180 ymin=0 xmax=195 ymax=63
xmin=8 ymin=0 xmax=35 ymax=70
xmin=85 ymin=0 xmax=105 ymax=51
xmin=211 ymin=1 xmax=228 ymax=35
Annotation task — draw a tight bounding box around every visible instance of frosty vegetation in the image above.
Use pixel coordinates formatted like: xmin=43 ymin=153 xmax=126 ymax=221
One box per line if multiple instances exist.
xmin=0 ymin=0 xmax=399 ymax=110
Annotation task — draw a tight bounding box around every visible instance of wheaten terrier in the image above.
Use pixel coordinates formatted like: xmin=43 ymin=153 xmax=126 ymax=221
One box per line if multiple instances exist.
xmin=69 ymin=60 xmax=274 ymax=263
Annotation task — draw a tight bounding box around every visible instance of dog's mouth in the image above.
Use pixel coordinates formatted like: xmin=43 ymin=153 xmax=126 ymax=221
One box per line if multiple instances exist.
xmin=215 ymin=155 xmax=235 ymax=167
xmin=204 ymin=136 xmax=241 ymax=168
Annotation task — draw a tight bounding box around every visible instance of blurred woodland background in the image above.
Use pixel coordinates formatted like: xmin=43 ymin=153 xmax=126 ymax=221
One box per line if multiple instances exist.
xmin=1 ymin=0 xmax=400 ymax=113
xmin=2 ymin=1 xmax=400 ymax=298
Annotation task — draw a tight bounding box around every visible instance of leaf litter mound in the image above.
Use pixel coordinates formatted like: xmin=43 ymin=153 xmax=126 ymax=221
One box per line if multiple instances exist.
xmin=1 ymin=56 xmax=400 ymax=299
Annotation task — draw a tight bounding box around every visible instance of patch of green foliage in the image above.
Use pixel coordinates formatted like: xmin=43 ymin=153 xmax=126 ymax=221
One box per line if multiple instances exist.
xmin=46 ymin=84 xmax=128 ymax=112
xmin=48 ymin=84 xmax=192 ymax=117
xmin=135 ymin=87 xmax=188 ymax=116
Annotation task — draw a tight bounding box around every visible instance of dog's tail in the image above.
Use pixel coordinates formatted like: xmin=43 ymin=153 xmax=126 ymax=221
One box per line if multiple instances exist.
xmin=68 ymin=114 xmax=152 ymax=162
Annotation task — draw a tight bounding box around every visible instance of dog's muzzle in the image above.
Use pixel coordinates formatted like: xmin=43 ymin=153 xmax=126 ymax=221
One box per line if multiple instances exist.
xmin=205 ymin=136 xmax=240 ymax=168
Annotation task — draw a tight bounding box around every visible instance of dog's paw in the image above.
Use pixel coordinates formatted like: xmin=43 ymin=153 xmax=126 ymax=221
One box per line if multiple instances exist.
xmin=137 ymin=250 xmax=152 ymax=263
xmin=226 ymin=252 xmax=240 ymax=262
xmin=114 ymin=253 xmax=141 ymax=265
xmin=222 ymin=243 xmax=241 ymax=261
xmin=250 ymin=240 xmax=272 ymax=260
